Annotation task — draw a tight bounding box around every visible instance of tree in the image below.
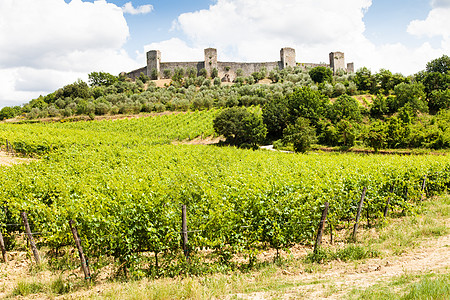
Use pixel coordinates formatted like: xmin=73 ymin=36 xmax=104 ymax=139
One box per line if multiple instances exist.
xmin=286 ymin=86 xmax=328 ymax=125
xmin=309 ymin=66 xmax=332 ymax=83
xmin=355 ymin=67 xmax=375 ymax=92
xmin=262 ymin=98 xmax=289 ymax=140
xmin=370 ymin=94 xmax=389 ymax=118
xmin=330 ymin=94 xmax=362 ymax=122
xmin=282 ymin=117 xmax=316 ymax=153
xmin=198 ymin=68 xmax=207 ymax=77
xmin=365 ymin=121 xmax=386 ymax=152
xmin=213 ymin=107 xmax=267 ymax=147
xmin=0 ymin=106 xmax=21 ymax=120
xmin=426 ymin=55 xmax=450 ymax=74
xmin=393 ymin=82 xmax=427 ymax=114
xmin=211 ymin=68 xmax=218 ymax=79
xmin=336 ymin=119 xmax=356 ymax=147
xmin=88 ymin=72 xmax=118 ymax=87
xmin=55 ymin=79 xmax=91 ymax=100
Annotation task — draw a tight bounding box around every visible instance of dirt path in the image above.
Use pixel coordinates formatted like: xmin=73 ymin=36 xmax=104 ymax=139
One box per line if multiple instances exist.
xmin=234 ymin=234 xmax=449 ymax=299
xmin=0 ymin=151 xmax=34 ymax=166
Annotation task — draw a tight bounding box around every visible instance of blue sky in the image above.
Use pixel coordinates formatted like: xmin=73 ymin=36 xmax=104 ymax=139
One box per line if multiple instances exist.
xmin=1 ymin=0 xmax=449 ymax=107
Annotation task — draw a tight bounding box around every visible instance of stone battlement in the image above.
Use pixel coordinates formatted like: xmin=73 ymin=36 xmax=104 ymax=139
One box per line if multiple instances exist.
xmin=127 ymin=48 xmax=353 ymax=82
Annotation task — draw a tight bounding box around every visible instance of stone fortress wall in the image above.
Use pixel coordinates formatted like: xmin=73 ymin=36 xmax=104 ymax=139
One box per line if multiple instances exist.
xmin=127 ymin=47 xmax=354 ymax=82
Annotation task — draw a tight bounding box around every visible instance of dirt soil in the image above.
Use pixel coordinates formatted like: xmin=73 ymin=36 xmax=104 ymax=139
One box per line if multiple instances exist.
xmin=231 ymin=235 xmax=450 ymax=299
xmin=0 ymin=232 xmax=447 ymax=299
xmin=0 ymin=151 xmax=34 ymax=166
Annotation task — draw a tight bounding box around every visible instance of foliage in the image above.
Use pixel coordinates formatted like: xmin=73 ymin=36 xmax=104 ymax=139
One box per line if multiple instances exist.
xmin=282 ymin=117 xmax=316 ymax=152
xmin=0 ymin=106 xmax=21 ymax=120
xmin=309 ymin=66 xmax=332 ymax=83
xmin=88 ymin=72 xmax=118 ymax=87
xmin=330 ymin=94 xmax=362 ymax=123
xmin=213 ymin=107 xmax=267 ymax=146
xmin=355 ymin=67 xmax=375 ymax=92
xmin=426 ymin=54 xmax=450 ymax=74
xmin=1 ymin=113 xmax=450 ymax=276
xmin=262 ymin=98 xmax=289 ymax=139
xmin=286 ymin=86 xmax=328 ymax=125
xmin=211 ymin=68 xmax=218 ymax=79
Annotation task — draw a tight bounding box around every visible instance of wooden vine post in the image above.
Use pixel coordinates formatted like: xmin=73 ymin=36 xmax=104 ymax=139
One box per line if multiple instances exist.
xmin=384 ymin=185 xmax=394 ymax=218
xmin=421 ymin=175 xmax=427 ymax=201
xmin=20 ymin=212 xmax=40 ymax=264
xmin=181 ymin=205 xmax=189 ymax=260
xmin=313 ymin=202 xmax=329 ymax=254
xmin=69 ymin=220 xmax=91 ymax=280
xmin=0 ymin=229 xmax=7 ymax=262
xmin=352 ymin=187 xmax=366 ymax=241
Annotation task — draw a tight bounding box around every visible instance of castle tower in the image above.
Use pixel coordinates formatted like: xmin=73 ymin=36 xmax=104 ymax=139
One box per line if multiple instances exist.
xmin=204 ymin=48 xmax=218 ymax=78
xmin=329 ymin=52 xmax=345 ymax=74
xmin=280 ymin=47 xmax=296 ymax=69
xmin=347 ymin=62 xmax=354 ymax=73
xmin=147 ymin=50 xmax=161 ymax=79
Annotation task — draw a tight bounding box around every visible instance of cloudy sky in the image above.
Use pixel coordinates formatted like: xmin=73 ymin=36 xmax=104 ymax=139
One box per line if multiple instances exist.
xmin=0 ymin=0 xmax=449 ymax=107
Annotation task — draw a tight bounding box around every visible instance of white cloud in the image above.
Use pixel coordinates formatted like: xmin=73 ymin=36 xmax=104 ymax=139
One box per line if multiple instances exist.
xmin=407 ymin=7 xmax=450 ymax=39
xmin=172 ymin=0 xmax=372 ymax=62
xmin=431 ymin=0 xmax=450 ymax=8
xmin=0 ymin=0 xmax=139 ymax=107
xmin=405 ymin=3 xmax=450 ymax=73
xmin=145 ymin=0 xmax=448 ymax=76
xmin=122 ymin=2 xmax=153 ymax=15
xmin=143 ymin=38 xmax=204 ymax=62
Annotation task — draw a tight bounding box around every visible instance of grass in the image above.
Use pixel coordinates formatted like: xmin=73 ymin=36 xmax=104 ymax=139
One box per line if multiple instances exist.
xmin=11 ymin=280 xmax=46 ymax=297
xmin=361 ymin=195 xmax=449 ymax=256
xmin=347 ymin=272 xmax=450 ymax=300
xmin=305 ymin=244 xmax=380 ymax=264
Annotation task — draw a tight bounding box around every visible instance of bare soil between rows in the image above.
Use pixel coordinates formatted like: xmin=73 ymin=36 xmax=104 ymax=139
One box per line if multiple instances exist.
xmin=232 ymin=231 xmax=450 ymax=299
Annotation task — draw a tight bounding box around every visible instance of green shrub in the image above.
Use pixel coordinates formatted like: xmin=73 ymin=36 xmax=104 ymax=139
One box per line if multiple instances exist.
xmin=282 ymin=117 xmax=316 ymax=152
xmin=309 ymin=66 xmax=332 ymax=83
xmin=213 ymin=107 xmax=267 ymax=146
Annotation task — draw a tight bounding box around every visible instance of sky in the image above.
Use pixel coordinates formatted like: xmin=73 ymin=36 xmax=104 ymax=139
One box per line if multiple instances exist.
xmin=0 ymin=0 xmax=449 ymax=107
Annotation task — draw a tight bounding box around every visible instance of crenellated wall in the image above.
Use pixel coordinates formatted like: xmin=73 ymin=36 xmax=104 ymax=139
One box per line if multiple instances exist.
xmin=126 ymin=48 xmax=354 ymax=82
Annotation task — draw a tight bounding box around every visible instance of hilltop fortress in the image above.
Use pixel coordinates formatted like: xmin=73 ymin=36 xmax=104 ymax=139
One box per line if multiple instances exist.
xmin=127 ymin=48 xmax=354 ymax=82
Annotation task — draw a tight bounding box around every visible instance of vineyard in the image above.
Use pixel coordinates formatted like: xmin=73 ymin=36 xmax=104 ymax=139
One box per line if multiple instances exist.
xmin=0 ymin=110 xmax=449 ymax=277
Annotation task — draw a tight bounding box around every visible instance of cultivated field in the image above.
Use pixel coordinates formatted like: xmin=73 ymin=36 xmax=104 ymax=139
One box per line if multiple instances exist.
xmin=0 ymin=111 xmax=448 ymax=299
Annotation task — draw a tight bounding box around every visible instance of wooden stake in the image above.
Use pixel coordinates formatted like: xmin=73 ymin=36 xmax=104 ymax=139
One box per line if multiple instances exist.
xmin=384 ymin=185 xmax=394 ymax=218
xmin=314 ymin=202 xmax=329 ymax=253
xmin=421 ymin=175 xmax=427 ymax=201
xmin=352 ymin=187 xmax=366 ymax=241
xmin=20 ymin=212 xmax=40 ymax=264
xmin=330 ymin=223 xmax=333 ymax=245
xmin=181 ymin=205 xmax=189 ymax=259
xmin=69 ymin=220 xmax=91 ymax=280
xmin=0 ymin=229 xmax=7 ymax=262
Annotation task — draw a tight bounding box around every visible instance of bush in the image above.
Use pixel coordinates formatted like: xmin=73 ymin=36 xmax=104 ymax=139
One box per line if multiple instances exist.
xmin=213 ymin=107 xmax=267 ymax=146
xmin=309 ymin=66 xmax=332 ymax=83
xmin=330 ymin=94 xmax=362 ymax=123
xmin=198 ymin=68 xmax=207 ymax=77
xmin=333 ymin=83 xmax=346 ymax=96
xmin=282 ymin=117 xmax=316 ymax=152
xmin=286 ymin=86 xmax=328 ymax=125
xmin=163 ymin=69 xmax=172 ymax=79
xmin=0 ymin=106 xmax=21 ymax=120
xmin=211 ymin=68 xmax=218 ymax=79
xmin=394 ymin=82 xmax=427 ymax=114
xmin=262 ymin=98 xmax=289 ymax=140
